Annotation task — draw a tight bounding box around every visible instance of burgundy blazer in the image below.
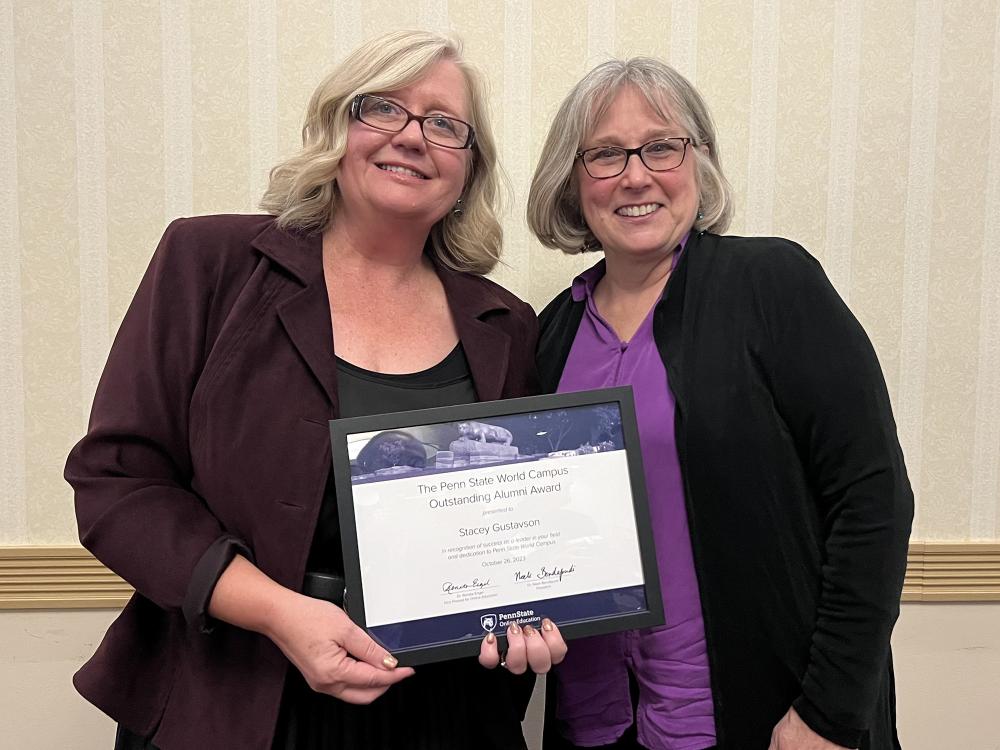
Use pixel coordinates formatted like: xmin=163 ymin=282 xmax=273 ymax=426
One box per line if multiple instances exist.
xmin=65 ymin=214 xmax=540 ymax=749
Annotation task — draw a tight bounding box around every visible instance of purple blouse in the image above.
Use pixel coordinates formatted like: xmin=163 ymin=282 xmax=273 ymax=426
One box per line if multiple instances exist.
xmin=552 ymin=246 xmax=717 ymax=750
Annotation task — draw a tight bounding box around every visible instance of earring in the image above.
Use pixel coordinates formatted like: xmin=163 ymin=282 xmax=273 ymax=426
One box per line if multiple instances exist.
xmin=696 ymin=209 xmax=704 ymax=221
xmin=452 ymin=199 xmax=464 ymax=216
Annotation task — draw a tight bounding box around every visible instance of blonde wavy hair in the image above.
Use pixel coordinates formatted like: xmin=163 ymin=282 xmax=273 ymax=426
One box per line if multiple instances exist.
xmin=261 ymin=30 xmax=503 ymax=274
xmin=527 ymin=57 xmax=733 ymax=254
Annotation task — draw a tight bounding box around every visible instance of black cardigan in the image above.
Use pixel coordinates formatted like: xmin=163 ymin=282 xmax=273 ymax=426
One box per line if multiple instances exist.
xmin=537 ymin=232 xmax=912 ymax=750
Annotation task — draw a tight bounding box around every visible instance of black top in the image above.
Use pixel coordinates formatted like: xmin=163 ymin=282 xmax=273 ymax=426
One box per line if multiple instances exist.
xmin=274 ymin=344 xmax=533 ymax=750
xmin=305 ymin=344 xmax=477 ymax=574
xmin=538 ymin=233 xmax=911 ymax=750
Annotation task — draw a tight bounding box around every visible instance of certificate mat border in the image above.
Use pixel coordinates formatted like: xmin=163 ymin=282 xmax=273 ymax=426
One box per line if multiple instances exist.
xmin=328 ymin=386 xmax=665 ymax=666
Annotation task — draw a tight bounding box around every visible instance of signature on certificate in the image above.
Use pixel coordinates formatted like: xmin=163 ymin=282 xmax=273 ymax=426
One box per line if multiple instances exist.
xmin=441 ymin=578 xmax=492 ymax=593
xmin=515 ymin=564 xmax=577 ymax=583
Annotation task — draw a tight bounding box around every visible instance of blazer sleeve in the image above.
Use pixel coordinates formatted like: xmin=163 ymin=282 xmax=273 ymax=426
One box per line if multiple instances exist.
xmin=65 ymin=219 xmax=252 ymax=632
xmin=751 ymin=242 xmax=913 ymax=748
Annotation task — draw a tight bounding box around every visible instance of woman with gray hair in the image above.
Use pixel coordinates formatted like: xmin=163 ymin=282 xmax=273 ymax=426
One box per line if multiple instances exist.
xmin=529 ymin=58 xmax=911 ymax=750
xmin=67 ymin=30 xmax=564 ymax=750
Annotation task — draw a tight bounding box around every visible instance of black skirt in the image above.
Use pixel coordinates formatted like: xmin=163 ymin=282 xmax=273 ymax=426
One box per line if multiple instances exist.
xmin=116 ymin=660 xmax=533 ymax=750
xmin=273 ymin=657 xmax=532 ymax=749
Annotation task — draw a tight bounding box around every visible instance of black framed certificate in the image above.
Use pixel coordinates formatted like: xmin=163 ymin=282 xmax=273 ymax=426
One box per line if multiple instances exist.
xmin=328 ymin=386 xmax=663 ymax=666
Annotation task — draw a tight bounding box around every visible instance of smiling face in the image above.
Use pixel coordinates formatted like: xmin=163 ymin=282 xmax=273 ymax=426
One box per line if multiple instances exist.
xmin=335 ymin=60 xmax=472 ymax=231
xmin=576 ymin=86 xmax=701 ymax=262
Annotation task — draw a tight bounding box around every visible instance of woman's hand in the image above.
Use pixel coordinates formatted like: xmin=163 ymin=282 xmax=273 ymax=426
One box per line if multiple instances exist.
xmin=478 ymin=619 xmax=567 ymax=674
xmin=768 ymin=707 xmax=855 ymax=750
xmin=266 ymin=593 xmax=415 ymax=704
xmin=208 ymin=556 xmax=413 ymax=704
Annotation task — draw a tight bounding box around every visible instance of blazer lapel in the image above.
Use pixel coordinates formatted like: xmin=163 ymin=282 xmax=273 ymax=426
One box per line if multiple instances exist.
xmin=276 ymin=283 xmax=340 ymax=412
xmin=436 ymin=265 xmax=511 ymax=403
xmin=458 ymin=316 xmax=511 ymax=402
xmin=251 ymin=222 xmax=340 ymax=413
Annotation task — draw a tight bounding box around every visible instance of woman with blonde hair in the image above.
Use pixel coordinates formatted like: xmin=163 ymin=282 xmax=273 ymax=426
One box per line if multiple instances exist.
xmin=529 ymin=57 xmax=911 ymax=750
xmin=67 ymin=30 xmax=564 ymax=750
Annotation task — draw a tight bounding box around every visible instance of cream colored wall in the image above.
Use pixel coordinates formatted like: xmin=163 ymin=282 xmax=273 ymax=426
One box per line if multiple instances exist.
xmin=2 ymin=610 xmax=119 ymax=749
xmin=4 ymin=604 xmax=999 ymax=749
xmin=2 ymin=0 xmax=1000 ymax=545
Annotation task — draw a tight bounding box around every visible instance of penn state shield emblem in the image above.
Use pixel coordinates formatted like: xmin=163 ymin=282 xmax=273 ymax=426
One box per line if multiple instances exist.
xmin=480 ymin=614 xmax=497 ymax=632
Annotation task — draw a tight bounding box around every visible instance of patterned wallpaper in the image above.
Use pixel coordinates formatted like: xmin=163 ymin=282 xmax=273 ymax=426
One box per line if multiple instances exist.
xmin=1 ymin=0 xmax=998 ymax=543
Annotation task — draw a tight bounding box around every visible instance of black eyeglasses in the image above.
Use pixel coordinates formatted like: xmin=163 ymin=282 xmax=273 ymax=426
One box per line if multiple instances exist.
xmin=350 ymin=94 xmax=476 ymax=150
xmin=576 ymin=137 xmax=692 ymax=179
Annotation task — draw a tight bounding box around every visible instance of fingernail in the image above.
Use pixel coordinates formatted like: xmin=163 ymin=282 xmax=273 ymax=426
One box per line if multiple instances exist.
xmin=486 ymin=632 xmax=496 ymax=644
xmin=523 ymin=625 xmax=536 ymax=637
xmin=382 ymin=655 xmax=398 ymax=669
xmin=542 ymin=618 xmax=554 ymax=632
xmin=509 ymin=623 xmax=521 ymax=635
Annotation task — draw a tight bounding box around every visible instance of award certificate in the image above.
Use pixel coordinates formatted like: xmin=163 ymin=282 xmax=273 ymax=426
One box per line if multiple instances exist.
xmin=329 ymin=387 xmax=663 ymax=666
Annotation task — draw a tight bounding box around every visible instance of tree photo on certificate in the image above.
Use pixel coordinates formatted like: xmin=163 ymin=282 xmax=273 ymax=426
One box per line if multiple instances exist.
xmin=329 ymin=387 xmax=663 ymax=666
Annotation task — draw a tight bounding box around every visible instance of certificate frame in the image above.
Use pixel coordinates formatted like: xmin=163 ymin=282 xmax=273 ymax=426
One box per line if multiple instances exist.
xmin=329 ymin=386 xmax=664 ymax=666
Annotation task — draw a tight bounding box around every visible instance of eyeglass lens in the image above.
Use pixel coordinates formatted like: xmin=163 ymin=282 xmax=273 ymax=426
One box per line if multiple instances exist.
xmin=357 ymin=96 xmax=471 ymax=148
xmin=582 ymin=139 xmax=687 ymax=178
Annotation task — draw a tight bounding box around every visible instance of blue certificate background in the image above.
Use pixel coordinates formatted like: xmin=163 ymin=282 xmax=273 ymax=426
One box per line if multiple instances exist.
xmin=367 ymin=584 xmax=648 ymax=652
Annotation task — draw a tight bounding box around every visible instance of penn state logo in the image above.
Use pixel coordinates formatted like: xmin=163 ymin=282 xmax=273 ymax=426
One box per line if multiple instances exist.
xmin=480 ymin=614 xmax=497 ymax=632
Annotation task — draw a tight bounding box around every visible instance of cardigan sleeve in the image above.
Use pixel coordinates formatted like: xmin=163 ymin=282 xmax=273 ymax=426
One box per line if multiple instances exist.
xmin=751 ymin=242 xmax=913 ymax=748
xmin=65 ymin=219 xmax=252 ymax=633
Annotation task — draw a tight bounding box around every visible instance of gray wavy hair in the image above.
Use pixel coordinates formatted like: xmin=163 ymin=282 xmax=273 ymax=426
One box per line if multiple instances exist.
xmin=527 ymin=57 xmax=733 ymax=254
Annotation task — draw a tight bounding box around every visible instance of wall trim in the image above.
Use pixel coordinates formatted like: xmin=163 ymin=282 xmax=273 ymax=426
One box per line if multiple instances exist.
xmin=903 ymin=542 xmax=1000 ymax=601
xmin=1 ymin=542 xmax=998 ymax=609
xmin=0 ymin=545 xmax=132 ymax=609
